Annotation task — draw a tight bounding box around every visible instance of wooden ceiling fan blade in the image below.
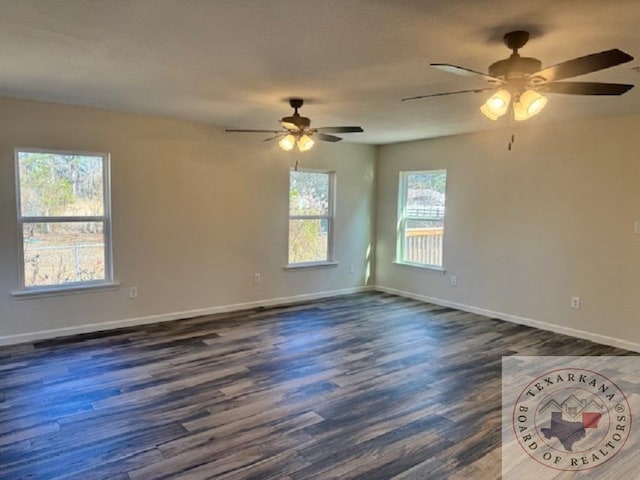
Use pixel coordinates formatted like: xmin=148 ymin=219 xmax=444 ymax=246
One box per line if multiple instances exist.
xmin=315 ymin=126 xmax=363 ymax=133
xmin=316 ymin=133 xmax=342 ymax=142
xmin=402 ymin=87 xmax=497 ymax=102
xmin=225 ymin=129 xmax=282 ymax=133
xmin=431 ymin=63 xmax=502 ymax=83
xmin=541 ymin=81 xmax=634 ymax=95
xmin=531 ymin=49 xmax=634 ymax=82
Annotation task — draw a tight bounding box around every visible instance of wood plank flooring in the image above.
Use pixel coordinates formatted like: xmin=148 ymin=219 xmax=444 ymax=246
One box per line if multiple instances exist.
xmin=0 ymin=292 xmax=631 ymax=479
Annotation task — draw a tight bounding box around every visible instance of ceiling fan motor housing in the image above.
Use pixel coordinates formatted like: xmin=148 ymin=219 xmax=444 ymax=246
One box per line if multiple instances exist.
xmin=282 ymin=98 xmax=311 ymax=129
xmin=489 ymin=56 xmax=542 ymax=79
xmin=281 ymin=115 xmax=311 ymax=129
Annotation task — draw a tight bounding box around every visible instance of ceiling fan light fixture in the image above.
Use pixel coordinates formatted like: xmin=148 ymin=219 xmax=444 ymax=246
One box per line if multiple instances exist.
xmin=278 ymin=134 xmax=296 ymax=151
xmin=513 ymin=89 xmax=547 ymax=121
xmin=409 ymin=35 xmax=634 ymax=124
xmin=226 ymin=98 xmax=363 ymax=149
xmin=297 ymin=134 xmax=315 ymax=152
xmin=480 ymin=90 xmax=511 ymax=120
xmin=480 ymin=103 xmax=499 ymax=121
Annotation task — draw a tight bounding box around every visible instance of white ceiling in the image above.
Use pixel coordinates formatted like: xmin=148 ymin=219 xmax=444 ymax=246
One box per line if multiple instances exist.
xmin=0 ymin=0 xmax=639 ymax=144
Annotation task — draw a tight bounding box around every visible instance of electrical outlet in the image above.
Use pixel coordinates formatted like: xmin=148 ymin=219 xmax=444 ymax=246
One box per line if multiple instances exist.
xmin=571 ymin=296 xmax=580 ymax=309
xmin=634 ymin=220 xmax=640 ymax=234
xmin=254 ymin=273 xmax=261 ymax=284
xmin=129 ymin=286 xmax=138 ymax=299
xmin=348 ymin=265 xmax=354 ymax=274
xmin=450 ymin=275 xmax=457 ymax=287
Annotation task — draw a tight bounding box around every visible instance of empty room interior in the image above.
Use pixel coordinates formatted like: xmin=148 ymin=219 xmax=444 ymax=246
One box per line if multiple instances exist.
xmin=0 ymin=1 xmax=639 ymax=479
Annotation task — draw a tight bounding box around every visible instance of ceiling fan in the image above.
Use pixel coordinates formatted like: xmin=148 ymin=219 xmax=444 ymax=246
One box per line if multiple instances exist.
xmin=225 ymin=98 xmax=363 ymax=151
xmin=403 ymin=31 xmax=635 ymax=121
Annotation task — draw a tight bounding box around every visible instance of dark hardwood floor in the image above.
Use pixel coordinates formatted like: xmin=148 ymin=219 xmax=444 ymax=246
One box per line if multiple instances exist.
xmin=0 ymin=292 xmax=630 ymax=479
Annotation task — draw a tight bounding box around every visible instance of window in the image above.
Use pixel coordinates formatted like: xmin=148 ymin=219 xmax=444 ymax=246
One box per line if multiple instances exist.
xmin=288 ymin=170 xmax=334 ymax=265
xmin=15 ymin=149 xmax=112 ymax=291
xmin=397 ymin=170 xmax=447 ymax=268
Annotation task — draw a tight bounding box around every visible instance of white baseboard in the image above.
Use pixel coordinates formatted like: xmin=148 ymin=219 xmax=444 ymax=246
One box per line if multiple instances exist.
xmin=0 ymin=286 xmax=374 ymax=346
xmin=5 ymin=284 xmax=638 ymax=353
xmin=375 ymin=285 xmax=640 ymax=353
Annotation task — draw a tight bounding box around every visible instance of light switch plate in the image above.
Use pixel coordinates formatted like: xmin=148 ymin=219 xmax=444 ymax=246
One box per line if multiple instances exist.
xmin=635 ymin=220 xmax=640 ymax=234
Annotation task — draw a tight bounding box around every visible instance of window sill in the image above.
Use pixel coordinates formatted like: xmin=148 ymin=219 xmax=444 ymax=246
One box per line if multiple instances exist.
xmin=284 ymin=261 xmax=339 ymax=270
xmin=12 ymin=281 xmax=121 ymax=300
xmin=393 ymin=261 xmax=446 ymax=273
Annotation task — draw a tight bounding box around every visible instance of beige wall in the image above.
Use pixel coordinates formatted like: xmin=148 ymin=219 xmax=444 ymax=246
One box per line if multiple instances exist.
xmin=0 ymin=97 xmax=376 ymax=341
xmin=376 ymin=115 xmax=640 ymax=347
xmin=2 ymin=95 xmax=639 ymax=348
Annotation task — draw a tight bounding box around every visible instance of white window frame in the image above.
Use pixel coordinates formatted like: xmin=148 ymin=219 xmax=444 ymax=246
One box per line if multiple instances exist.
xmin=396 ymin=169 xmax=447 ymax=270
xmin=14 ymin=148 xmax=115 ymax=295
xmin=286 ymin=168 xmax=337 ymax=268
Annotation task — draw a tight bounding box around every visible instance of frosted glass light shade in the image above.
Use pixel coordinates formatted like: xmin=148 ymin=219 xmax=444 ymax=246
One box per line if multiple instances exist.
xmin=513 ymin=90 xmax=547 ymax=121
xmin=480 ymin=90 xmax=511 ymax=120
xmin=278 ymin=134 xmax=296 ymax=151
xmin=297 ymin=134 xmax=315 ymax=152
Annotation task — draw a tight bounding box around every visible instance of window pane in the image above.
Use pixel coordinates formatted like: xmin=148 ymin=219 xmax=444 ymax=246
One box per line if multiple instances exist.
xmin=288 ymin=219 xmax=329 ymax=264
xmin=406 ymin=171 xmax=446 ymax=217
xmin=18 ymin=152 xmax=104 ymax=217
xmin=289 ymin=171 xmax=330 ymax=216
xmin=403 ymin=219 xmax=444 ymax=266
xmin=400 ymin=171 xmax=447 ymax=266
xmin=23 ymin=222 xmax=106 ymax=287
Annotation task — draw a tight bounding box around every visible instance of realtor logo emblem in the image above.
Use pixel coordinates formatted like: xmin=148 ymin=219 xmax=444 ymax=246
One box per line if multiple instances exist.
xmin=513 ymin=367 xmax=632 ymax=472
